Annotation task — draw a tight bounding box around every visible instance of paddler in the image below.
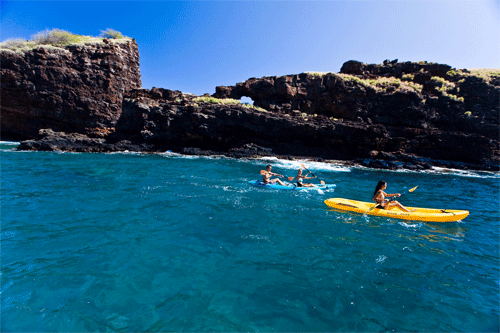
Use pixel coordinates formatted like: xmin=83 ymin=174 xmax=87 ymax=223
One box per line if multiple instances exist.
xmin=262 ymin=165 xmax=287 ymax=186
xmin=373 ymin=180 xmax=414 ymax=212
xmin=296 ymin=168 xmax=317 ymax=187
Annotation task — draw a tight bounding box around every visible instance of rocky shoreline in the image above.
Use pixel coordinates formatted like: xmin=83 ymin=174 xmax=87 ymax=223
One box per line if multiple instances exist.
xmin=1 ymin=38 xmax=498 ymax=172
xmin=13 ymin=119 xmax=500 ymax=172
xmin=16 ymin=128 xmax=497 ymax=172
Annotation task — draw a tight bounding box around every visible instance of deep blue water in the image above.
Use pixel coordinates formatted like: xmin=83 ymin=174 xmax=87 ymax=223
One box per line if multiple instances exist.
xmin=1 ymin=142 xmax=499 ymax=332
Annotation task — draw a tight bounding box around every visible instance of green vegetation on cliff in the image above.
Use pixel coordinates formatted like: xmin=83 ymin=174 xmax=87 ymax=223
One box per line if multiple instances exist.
xmin=0 ymin=28 xmax=129 ymax=53
xmin=449 ymin=68 xmax=500 ymax=84
xmin=338 ymin=73 xmax=424 ymax=93
xmin=193 ymin=96 xmax=267 ymax=112
xmin=305 ymin=71 xmax=424 ymax=93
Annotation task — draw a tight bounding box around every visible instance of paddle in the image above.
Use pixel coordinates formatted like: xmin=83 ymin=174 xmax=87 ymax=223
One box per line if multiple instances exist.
xmin=364 ymin=186 xmax=418 ymax=216
xmin=390 ymin=186 xmax=418 ymax=201
xmin=300 ymin=163 xmax=326 ymax=185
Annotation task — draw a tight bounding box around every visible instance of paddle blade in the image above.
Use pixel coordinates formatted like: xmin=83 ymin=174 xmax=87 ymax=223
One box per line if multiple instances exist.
xmin=409 ymin=186 xmax=418 ymax=192
xmin=300 ymin=163 xmax=306 ymax=170
xmin=288 ymin=177 xmax=294 ymax=181
xmin=320 ymin=180 xmax=325 ymax=185
xmin=260 ymin=170 xmax=266 ymax=175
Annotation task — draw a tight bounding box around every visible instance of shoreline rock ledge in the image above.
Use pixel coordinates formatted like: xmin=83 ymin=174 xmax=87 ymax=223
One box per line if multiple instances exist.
xmin=1 ymin=39 xmax=498 ymax=171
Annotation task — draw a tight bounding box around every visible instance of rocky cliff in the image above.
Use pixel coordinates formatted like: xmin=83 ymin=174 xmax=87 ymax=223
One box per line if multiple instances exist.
xmin=210 ymin=61 xmax=499 ymax=170
xmin=214 ymin=61 xmax=499 ymax=140
xmin=1 ymin=38 xmax=141 ymax=140
xmin=4 ymin=38 xmax=498 ymax=171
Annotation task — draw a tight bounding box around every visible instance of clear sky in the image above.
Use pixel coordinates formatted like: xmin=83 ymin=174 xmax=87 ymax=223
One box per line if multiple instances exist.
xmin=1 ymin=1 xmax=498 ymax=95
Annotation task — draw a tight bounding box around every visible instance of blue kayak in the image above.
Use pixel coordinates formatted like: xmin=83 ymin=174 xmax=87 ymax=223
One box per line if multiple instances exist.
xmin=248 ymin=180 xmax=336 ymax=191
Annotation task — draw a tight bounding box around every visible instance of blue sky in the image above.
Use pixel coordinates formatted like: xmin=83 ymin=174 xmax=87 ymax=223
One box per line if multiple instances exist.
xmin=1 ymin=1 xmax=498 ymax=95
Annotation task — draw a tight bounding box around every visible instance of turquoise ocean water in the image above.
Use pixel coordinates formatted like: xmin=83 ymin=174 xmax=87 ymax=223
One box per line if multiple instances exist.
xmin=1 ymin=141 xmax=499 ymax=332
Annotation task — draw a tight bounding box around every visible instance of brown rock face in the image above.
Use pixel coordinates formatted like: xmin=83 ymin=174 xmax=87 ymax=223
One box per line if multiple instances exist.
xmin=213 ymin=64 xmax=499 ymax=141
xmin=6 ymin=49 xmax=499 ymax=171
xmin=210 ymin=61 xmax=499 ymax=169
xmin=1 ymin=39 xmax=141 ymax=140
xmin=112 ymin=89 xmax=497 ymax=169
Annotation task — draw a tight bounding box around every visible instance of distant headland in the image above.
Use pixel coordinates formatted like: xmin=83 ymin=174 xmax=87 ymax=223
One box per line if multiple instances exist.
xmin=1 ymin=29 xmax=498 ymax=171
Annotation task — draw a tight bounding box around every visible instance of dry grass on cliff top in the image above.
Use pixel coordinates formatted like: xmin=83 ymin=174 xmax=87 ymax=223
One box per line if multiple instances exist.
xmin=305 ymin=71 xmax=423 ymax=93
xmin=338 ymin=73 xmax=424 ymax=93
xmin=466 ymin=68 xmax=500 ymax=83
xmin=0 ymin=28 xmax=131 ymax=54
xmin=193 ymin=96 xmax=267 ymax=112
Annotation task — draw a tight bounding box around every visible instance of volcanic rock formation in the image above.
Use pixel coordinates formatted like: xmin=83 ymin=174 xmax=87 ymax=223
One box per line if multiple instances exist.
xmin=2 ymin=36 xmax=498 ymax=171
xmin=1 ymin=38 xmax=141 ymax=140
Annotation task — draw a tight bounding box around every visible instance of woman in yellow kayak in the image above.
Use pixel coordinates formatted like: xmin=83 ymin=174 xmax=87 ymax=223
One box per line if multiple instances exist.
xmin=373 ymin=180 xmax=414 ymax=212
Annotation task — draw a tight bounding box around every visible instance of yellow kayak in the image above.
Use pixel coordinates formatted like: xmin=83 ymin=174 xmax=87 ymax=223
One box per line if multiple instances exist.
xmin=324 ymin=198 xmax=469 ymax=222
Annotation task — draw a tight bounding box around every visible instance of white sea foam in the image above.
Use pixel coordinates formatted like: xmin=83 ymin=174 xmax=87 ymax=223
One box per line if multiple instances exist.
xmin=398 ymin=221 xmax=422 ymax=228
xmin=0 ymin=141 xmax=21 ymax=152
xmin=252 ymin=157 xmax=351 ymax=173
xmin=255 ymin=157 xmax=499 ymax=179
xmin=108 ymin=150 xmax=144 ymax=156
xmin=357 ymin=163 xmax=499 ymax=179
xmin=2 ymin=140 xmax=497 ymax=179
xmin=429 ymin=167 xmax=499 ymax=179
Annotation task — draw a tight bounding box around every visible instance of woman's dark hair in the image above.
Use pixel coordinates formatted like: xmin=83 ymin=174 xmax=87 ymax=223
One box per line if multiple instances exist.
xmin=373 ymin=180 xmax=387 ymax=198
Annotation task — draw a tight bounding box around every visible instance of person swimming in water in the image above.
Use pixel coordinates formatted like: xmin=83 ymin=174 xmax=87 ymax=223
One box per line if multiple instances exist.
xmin=262 ymin=165 xmax=287 ymax=186
xmin=296 ymin=168 xmax=317 ymax=187
xmin=373 ymin=180 xmax=413 ymax=212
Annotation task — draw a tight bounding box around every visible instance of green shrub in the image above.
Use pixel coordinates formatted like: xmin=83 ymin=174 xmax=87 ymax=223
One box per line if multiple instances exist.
xmin=446 ymin=94 xmax=463 ymax=102
xmin=307 ymin=72 xmax=329 ymax=77
xmin=193 ymin=97 xmax=240 ymax=105
xmin=370 ymin=77 xmax=402 ymax=91
xmin=0 ymin=28 xmax=129 ymax=53
xmin=407 ymin=82 xmax=423 ymax=92
xmin=339 ymin=74 xmax=367 ymax=87
xmin=192 ymin=96 xmax=267 ymax=111
xmin=402 ymin=73 xmax=414 ymax=81
xmin=100 ymin=28 xmax=125 ymax=39
xmin=0 ymin=38 xmax=28 ymax=50
xmin=0 ymin=38 xmax=41 ymax=53
xmin=431 ymin=76 xmax=455 ymax=93
xmin=468 ymin=68 xmax=500 ymax=83
xmin=32 ymin=29 xmax=86 ymax=46
xmin=338 ymin=74 xmax=422 ymax=93
xmin=247 ymin=104 xmax=267 ymax=112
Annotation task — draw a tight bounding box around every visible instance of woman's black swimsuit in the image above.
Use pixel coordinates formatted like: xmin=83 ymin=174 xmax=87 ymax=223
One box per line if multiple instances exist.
xmin=374 ymin=197 xmax=386 ymax=209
